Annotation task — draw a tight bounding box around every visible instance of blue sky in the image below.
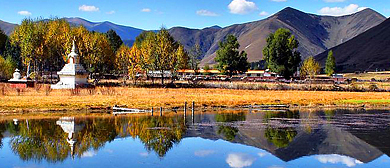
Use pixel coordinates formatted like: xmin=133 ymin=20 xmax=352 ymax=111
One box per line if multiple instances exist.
xmin=1 ymin=0 xmax=389 ymax=30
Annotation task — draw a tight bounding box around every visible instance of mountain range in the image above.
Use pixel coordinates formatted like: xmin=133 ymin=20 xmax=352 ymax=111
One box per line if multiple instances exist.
xmin=169 ymin=7 xmax=385 ymax=65
xmin=0 ymin=7 xmax=387 ymax=71
xmin=315 ymin=16 xmax=390 ymax=72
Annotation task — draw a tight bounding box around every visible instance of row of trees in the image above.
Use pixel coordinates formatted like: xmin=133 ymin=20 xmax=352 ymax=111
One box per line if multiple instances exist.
xmin=116 ymin=29 xmax=189 ymax=85
xmin=0 ymin=18 xmax=191 ymax=84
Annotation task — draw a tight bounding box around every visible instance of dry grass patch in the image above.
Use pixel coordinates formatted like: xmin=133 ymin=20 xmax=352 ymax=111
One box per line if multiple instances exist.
xmin=1 ymin=85 xmax=390 ymax=112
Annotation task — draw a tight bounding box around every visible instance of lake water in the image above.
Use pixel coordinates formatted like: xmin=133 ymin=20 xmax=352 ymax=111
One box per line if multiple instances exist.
xmin=1 ymin=109 xmax=390 ymax=168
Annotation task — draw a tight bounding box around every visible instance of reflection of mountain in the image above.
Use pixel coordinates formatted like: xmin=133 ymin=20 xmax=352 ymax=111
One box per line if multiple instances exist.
xmin=348 ymin=128 xmax=390 ymax=157
xmin=272 ymin=126 xmax=382 ymax=162
xmin=184 ymin=112 xmax=384 ymax=163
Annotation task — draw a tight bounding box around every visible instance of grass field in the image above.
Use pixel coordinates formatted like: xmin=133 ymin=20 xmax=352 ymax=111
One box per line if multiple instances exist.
xmin=1 ymin=85 xmax=390 ymax=113
xmin=344 ymin=71 xmax=390 ymax=80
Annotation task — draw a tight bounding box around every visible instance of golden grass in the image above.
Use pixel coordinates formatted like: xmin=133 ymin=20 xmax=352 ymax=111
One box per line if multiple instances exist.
xmin=344 ymin=71 xmax=390 ymax=80
xmin=1 ymin=85 xmax=390 ymax=113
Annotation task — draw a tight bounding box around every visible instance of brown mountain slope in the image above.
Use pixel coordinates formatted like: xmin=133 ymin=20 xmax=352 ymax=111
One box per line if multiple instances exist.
xmin=315 ymin=17 xmax=390 ymax=72
xmin=168 ymin=7 xmax=386 ymax=65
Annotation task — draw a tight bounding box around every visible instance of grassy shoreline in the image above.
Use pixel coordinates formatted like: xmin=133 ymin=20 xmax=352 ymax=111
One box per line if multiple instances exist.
xmin=1 ymin=86 xmax=390 ymax=113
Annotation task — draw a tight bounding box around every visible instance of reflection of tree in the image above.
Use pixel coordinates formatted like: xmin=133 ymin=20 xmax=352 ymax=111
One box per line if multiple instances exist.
xmin=265 ymin=128 xmax=297 ymax=148
xmin=324 ymin=110 xmax=335 ymax=121
xmin=3 ymin=115 xmax=186 ymax=162
xmin=215 ymin=112 xmax=246 ymax=123
xmin=124 ymin=116 xmax=186 ymax=157
xmin=215 ymin=113 xmax=246 ymax=142
xmin=10 ymin=120 xmax=70 ymax=162
xmin=0 ymin=121 xmax=7 ymax=149
xmin=217 ymin=126 xmax=238 ymax=141
xmin=263 ymin=111 xmax=299 ymax=148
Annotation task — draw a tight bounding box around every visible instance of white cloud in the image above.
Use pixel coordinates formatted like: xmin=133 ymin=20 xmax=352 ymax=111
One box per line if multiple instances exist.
xmin=79 ymin=5 xmax=99 ymax=12
xmin=226 ymin=153 xmax=256 ymax=168
xmin=324 ymin=0 xmax=347 ymax=2
xmin=17 ymin=11 xmax=32 ymax=16
xmin=141 ymin=8 xmax=151 ymax=12
xmin=106 ymin=11 xmax=115 ymax=15
xmin=259 ymin=11 xmax=269 ymax=16
xmin=228 ymin=0 xmax=258 ymax=14
xmin=196 ymin=10 xmax=219 ymax=16
xmin=81 ymin=150 xmax=98 ymax=158
xmin=194 ymin=150 xmax=216 ymax=157
xmin=257 ymin=152 xmax=267 ymax=157
xmin=271 ymin=0 xmax=287 ymax=2
xmin=318 ymin=4 xmax=367 ymax=16
xmin=315 ymin=154 xmax=364 ymax=167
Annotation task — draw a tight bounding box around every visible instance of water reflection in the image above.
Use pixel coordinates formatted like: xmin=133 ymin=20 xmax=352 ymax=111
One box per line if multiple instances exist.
xmin=0 ymin=109 xmax=389 ymax=167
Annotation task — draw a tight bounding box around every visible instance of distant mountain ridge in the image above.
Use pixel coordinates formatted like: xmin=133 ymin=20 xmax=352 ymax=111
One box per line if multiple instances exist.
xmin=168 ymin=7 xmax=386 ymax=65
xmin=0 ymin=20 xmax=17 ymax=35
xmin=64 ymin=17 xmax=144 ymax=42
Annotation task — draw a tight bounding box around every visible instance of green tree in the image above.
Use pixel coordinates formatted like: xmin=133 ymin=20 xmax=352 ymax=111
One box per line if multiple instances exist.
xmin=0 ymin=55 xmax=16 ymax=79
xmin=214 ymin=34 xmax=249 ymax=77
xmin=189 ymin=44 xmax=202 ymax=74
xmin=325 ymin=50 xmax=336 ymax=76
xmin=4 ymin=40 xmax=22 ymax=70
xmin=0 ymin=28 xmax=7 ymax=55
xmin=138 ymin=31 xmax=157 ymax=81
xmin=150 ymin=28 xmax=188 ymax=84
xmin=106 ymin=29 xmax=123 ymax=53
xmin=263 ymin=28 xmax=301 ymax=79
xmin=300 ymin=56 xmax=320 ymax=79
xmin=134 ymin=31 xmax=154 ymax=48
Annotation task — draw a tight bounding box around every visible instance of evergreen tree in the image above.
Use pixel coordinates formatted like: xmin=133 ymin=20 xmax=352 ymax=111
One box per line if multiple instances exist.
xmin=0 ymin=28 xmax=7 ymax=55
xmin=189 ymin=44 xmax=202 ymax=74
xmin=263 ymin=28 xmax=301 ymax=79
xmin=325 ymin=50 xmax=336 ymax=76
xmin=106 ymin=29 xmax=123 ymax=53
xmin=214 ymin=34 xmax=249 ymax=77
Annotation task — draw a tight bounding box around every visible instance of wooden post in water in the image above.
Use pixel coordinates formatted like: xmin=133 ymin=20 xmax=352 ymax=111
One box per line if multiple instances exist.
xmin=184 ymin=102 xmax=187 ymax=119
xmin=160 ymin=107 xmax=163 ymax=116
xmin=192 ymin=101 xmax=195 ymax=124
xmin=151 ymin=107 xmax=154 ymax=116
xmin=249 ymin=105 xmax=252 ymax=113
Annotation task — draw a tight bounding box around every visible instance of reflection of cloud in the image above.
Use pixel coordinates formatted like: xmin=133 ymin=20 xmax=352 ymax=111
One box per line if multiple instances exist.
xmin=194 ymin=150 xmax=216 ymax=157
xmin=258 ymin=152 xmax=267 ymax=157
xmin=226 ymin=153 xmax=256 ymax=168
xmin=81 ymin=150 xmax=98 ymax=158
xmin=140 ymin=152 xmax=149 ymax=157
xmin=316 ymin=154 xmax=363 ymax=167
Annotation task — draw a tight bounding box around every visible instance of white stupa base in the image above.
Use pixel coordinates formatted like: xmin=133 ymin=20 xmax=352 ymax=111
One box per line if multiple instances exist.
xmin=51 ymin=75 xmax=88 ymax=89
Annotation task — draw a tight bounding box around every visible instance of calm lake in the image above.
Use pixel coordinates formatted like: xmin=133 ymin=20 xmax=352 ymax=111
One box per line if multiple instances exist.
xmin=1 ymin=109 xmax=390 ymax=168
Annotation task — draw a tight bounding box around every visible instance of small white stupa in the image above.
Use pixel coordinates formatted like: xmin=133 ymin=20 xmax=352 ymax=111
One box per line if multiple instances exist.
xmin=51 ymin=39 xmax=88 ymax=89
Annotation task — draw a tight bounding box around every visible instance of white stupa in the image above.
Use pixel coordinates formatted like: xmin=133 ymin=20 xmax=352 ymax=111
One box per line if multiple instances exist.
xmin=51 ymin=40 xmax=88 ymax=89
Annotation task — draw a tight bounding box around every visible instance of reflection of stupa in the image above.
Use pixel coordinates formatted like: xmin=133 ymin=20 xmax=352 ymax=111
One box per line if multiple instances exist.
xmin=56 ymin=117 xmax=85 ymax=158
xmin=51 ymin=40 xmax=88 ymax=89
